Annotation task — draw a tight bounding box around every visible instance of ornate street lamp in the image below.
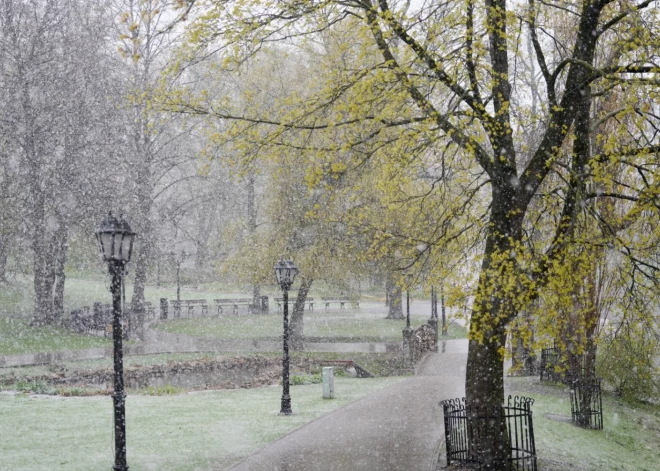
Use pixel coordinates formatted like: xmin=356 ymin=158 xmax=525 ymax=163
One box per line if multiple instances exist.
xmin=96 ymin=212 xmax=136 ymax=471
xmin=274 ymin=259 xmax=299 ymax=415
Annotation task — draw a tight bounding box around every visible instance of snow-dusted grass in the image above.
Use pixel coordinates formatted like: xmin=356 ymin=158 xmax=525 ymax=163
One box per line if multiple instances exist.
xmin=1 ymin=275 xmax=463 ymax=356
xmin=0 ymin=319 xmax=110 ymax=355
xmin=507 ymin=378 xmax=660 ymax=470
xmin=154 ymin=313 xmax=465 ymax=342
xmin=0 ymin=376 xmax=404 ymax=471
xmin=0 ymin=276 xmax=255 ymax=319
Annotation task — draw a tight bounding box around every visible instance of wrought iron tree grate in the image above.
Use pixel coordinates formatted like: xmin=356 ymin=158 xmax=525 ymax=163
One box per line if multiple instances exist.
xmin=440 ymin=395 xmax=538 ymax=471
xmin=570 ymin=379 xmax=603 ymax=430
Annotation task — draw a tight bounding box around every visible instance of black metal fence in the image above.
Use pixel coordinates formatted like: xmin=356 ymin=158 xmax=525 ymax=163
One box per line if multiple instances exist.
xmin=440 ymin=396 xmax=537 ymax=470
xmin=570 ymin=379 xmax=603 ymax=430
xmin=539 ymin=345 xmax=561 ymax=382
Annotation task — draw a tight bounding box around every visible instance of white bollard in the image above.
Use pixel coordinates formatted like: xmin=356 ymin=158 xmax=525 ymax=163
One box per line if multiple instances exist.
xmin=322 ymin=367 xmax=335 ymax=399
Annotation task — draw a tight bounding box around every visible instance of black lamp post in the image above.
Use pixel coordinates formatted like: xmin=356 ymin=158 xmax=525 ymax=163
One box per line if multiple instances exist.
xmin=405 ymin=273 xmax=413 ymax=329
xmin=431 ymin=286 xmax=437 ymax=320
xmin=172 ymin=251 xmax=187 ymax=303
xmin=96 ymin=213 xmax=136 ymax=471
xmin=402 ymin=273 xmax=414 ymax=367
xmin=274 ymin=259 xmax=299 ymax=415
xmin=440 ymin=285 xmax=447 ymax=336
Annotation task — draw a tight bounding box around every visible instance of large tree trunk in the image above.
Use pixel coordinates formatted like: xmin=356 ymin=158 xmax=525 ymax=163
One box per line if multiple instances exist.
xmin=130 ymin=214 xmax=151 ymax=340
xmin=290 ymin=278 xmax=313 ymax=351
xmin=0 ymin=230 xmax=10 ymax=283
xmin=129 ymin=102 xmax=155 ymax=340
xmin=130 ymin=151 xmax=154 ymax=340
xmin=31 ymin=197 xmax=52 ymax=326
xmin=44 ymin=232 xmax=58 ymax=319
xmin=574 ymin=260 xmax=600 ymax=427
xmin=252 ymin=284 xmax=261 ymax=312
xmin=25 ymin=109 xmax=52 ymax=326
xmin=0 ymin=244 xmax=7 ymax=283
xmin=247 ymin=170 xmax=261 ymax=309
xmin=510 ymin=313 xmax=536 ymax=375
xmin=385 ymin=275 xmax=404 ymax=319
xmin=130 ymin=220 xmax=151 ymax=308
xmin=466 ymin=333 xmax=509 ymax=467
xmin=51 ymin=223 xmax=68 ymax=324
xmin=466 ymin=190 xmax=525 ymax=470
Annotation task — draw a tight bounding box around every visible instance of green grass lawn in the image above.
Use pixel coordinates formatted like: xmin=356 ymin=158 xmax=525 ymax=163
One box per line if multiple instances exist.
xmin=0 ymin=376 xmax=404 ymax=471
xmin=506 ymin=377 xmax=660 ymax=471
xmin=154 ymin=313 xmax=466 ymax=342
xmin=0 ymin=319 xmax=110 ymax=355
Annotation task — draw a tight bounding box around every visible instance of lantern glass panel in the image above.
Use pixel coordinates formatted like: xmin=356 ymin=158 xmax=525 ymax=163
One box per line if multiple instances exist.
xmin=274 ymin=263 xmax=282 ymax=284
xmin=289 ymin=265 xmax=299 ymax=283
xmin=119 ymin=233 xmax=134 ymax=262
xmin=98 ymin=232 xmax=115 ymax=262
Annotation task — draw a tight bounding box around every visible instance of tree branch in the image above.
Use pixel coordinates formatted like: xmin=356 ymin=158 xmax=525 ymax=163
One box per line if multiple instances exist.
xmin=527 ymin=0 xmax=556 ymax=106
xmin=597 ymin=0 xmax=655 ymax=37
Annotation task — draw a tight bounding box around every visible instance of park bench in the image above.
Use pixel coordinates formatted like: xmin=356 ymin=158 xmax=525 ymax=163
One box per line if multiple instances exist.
xmin=130 ymin=301 xmax=156 ymax=320
xmin=214 ymin=298 xmax=253 ymax=315
xmin=92 ymin=303 xmax=113 ymax=330
xmin=171 ymin=299 xmax=209 ymax=318
xmin=70 ymin=306 xmax=94 ymax=333
xmin=321 ymin=297 xmax=358 ymax=309
xmin=69 ymin=303 xmax=131 ymax=339
xmin=274 ymin=297 xmax=315 ymax=311
xmin=104 ymin=319 xmax=130 ymax=339
xmin=143 ymin=302 xmax=156 ymax=319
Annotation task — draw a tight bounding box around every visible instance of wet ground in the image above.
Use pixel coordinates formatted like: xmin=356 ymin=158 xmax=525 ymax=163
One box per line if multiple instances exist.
xmin=230 ymin=341 xmax=468 ymax=471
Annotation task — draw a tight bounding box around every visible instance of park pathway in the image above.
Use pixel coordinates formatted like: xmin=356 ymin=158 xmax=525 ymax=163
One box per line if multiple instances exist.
xmin=229 ymin=339 xmax=468 ymax=471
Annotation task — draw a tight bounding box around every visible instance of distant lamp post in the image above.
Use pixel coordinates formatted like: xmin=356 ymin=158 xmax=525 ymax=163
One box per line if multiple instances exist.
xmin=440 ymin=285 xmax=448 ymax=336
xmin=172 ymin=251 xmax=187 ymax=303
xmin=274 ymin=259 xmax=299 ymax=415
xmin=96 ymin=213 xmax=136 ymax=471
xmin=405 ymin=273 xmax=413 ymax=329
xmin=403 ymin=273 xmax=414 ymax=368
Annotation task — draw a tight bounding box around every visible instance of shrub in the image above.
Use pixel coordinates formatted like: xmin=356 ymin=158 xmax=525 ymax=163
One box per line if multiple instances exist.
xmin=139 ymin=385 xmax=183 ymax=395
xmin=15 ymin=380 xmax=56 ymax=395
xmin=597 ymin=324 xmax=660 ymax=403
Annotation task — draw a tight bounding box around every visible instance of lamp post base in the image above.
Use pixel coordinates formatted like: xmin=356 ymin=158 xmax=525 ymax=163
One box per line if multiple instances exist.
xmin=403 ymin=327 xmax=415 ymax=368
xmin=280 ymin=394 xmax=293 ymax=415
